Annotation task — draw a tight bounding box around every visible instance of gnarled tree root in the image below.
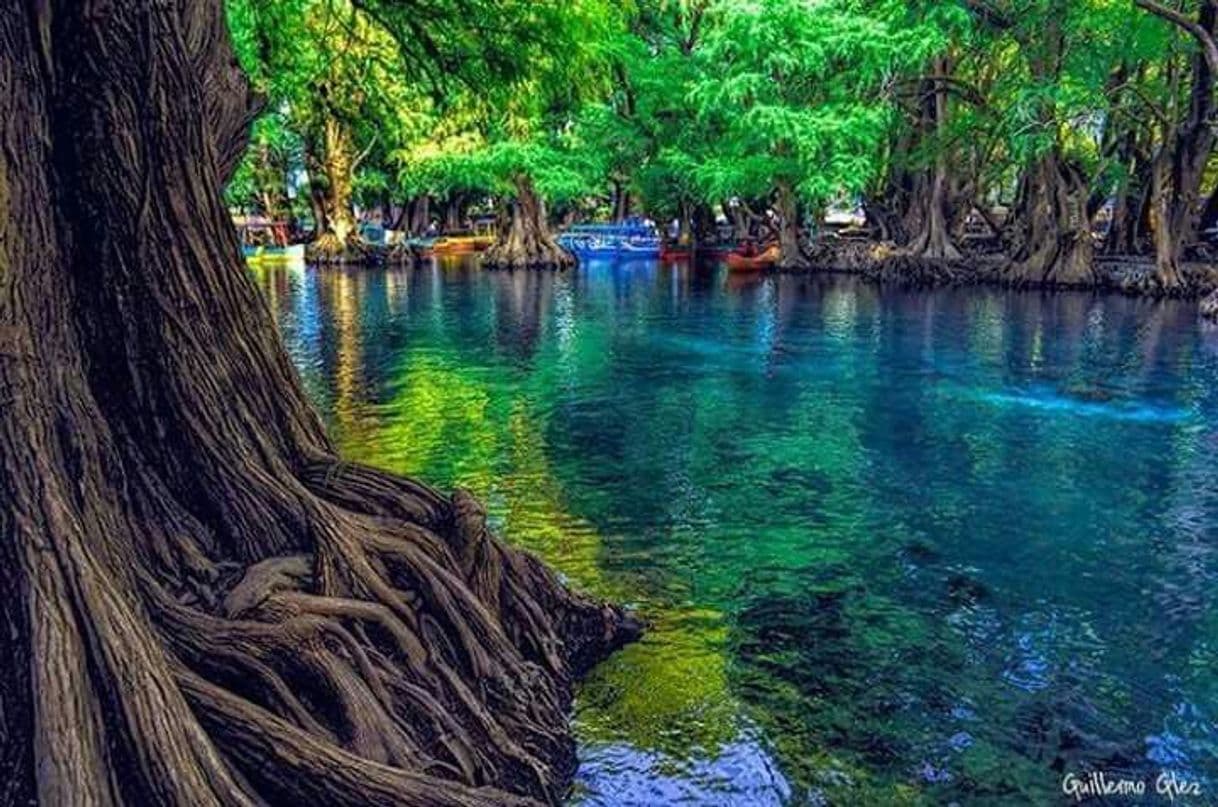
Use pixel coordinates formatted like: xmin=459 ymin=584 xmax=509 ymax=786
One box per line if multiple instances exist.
xmin=306 ymin=233 xmax=377 ymax=265
xmin=482 ymin=176 xmax=576 ymax=271
xmin=18 ymin=454 xmax=641 ymax=807
xmin=1202 ymin=288 xmax=1218 ymax=320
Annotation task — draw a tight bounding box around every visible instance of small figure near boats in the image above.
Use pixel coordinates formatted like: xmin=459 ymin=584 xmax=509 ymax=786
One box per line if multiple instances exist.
xmin=557 ymin=218 xmax=662 ymax=259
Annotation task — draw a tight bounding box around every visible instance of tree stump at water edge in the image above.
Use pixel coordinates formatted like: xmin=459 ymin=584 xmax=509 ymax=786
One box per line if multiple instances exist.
xmin=482 ymin=177 xmax=576 ymax=271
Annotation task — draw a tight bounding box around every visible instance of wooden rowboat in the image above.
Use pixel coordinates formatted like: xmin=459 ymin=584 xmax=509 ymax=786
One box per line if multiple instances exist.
xmin=725 ymin=244 xmax=780 ymax=272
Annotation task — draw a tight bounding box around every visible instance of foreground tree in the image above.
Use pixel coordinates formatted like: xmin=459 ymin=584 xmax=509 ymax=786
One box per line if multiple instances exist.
xmin=0 ymin=3 xmax=637 ymax=804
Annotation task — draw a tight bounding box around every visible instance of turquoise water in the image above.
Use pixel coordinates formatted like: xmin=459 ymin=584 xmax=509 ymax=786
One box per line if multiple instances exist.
xmin=255 ymin=258 xmax=1218 ymax=804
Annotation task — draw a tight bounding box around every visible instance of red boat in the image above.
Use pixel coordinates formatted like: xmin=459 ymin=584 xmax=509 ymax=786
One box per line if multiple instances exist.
xmin=725 ymin=244 xmax=780 ymax=272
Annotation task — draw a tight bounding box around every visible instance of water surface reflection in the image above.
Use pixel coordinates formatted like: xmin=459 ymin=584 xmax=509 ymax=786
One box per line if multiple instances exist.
xmin=256 ymin=258 xmax=1218 ymax=804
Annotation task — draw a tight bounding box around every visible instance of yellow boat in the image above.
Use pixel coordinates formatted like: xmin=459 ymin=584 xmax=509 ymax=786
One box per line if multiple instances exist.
xmin=244 ymin=243 xmax=305 ymax=264
xmin=431 ymin=219 xmax=496 ymax=255
xmin=238 ymin=220 xmax=304 ymax=265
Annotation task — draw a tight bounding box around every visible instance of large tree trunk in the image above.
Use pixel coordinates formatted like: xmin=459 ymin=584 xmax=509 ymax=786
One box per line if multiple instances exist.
xmin=306 ymin=117 xmax=362 ymax=262
xmin=444 ymin=193 xmax=465 ymax=233
xmin=1148 ymin=108 xmax=1213 ymax=291
xmin=483 ymin=177 xmax=575 ymax=270
xmin=1136 ymin=0 xmax=1217 ymax=291
xmin=774 ymin=183 xmax=810 ymax=270
xmin=1149 ymin=146 xmax=1189 ymax=289
xmin=610 ymin=181 xmax=632 ymax=222
xmin=1004 ymin=151 xmax=1097 ymax=287
xmin=864 ymin=198 xmax=904 ymax=243
xmin=0 ymin=4 xmax=636 ymax=806
xmin=254 ymin=144 xmax=289 ymax=220
xmin=694 ymin=203 xmax=717 ymax=248
xmin=406 ymin=195 xmax=432 ymax=236
xmin=905 ymin=57 xmax=963 ymax=261
xmin=676 ymin=200 xmax=696 ymax=250
xmin=880 ymin=117 xmax=925 ymax=248
xmin=906 ymin=157 xmax=962 ymax=260
xmin=1103 ymin=140 xmax=1152 ymax=257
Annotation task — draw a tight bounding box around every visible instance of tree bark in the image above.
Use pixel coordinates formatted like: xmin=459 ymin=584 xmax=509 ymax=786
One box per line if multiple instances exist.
xmin=406 ymin=195 xmax=432 ymax=236
xmin=676 ymin=200 xmax=696 ymax=250
xmin=1137 ymin=0 xmax=1218 ymax=290
xmin=306 ymin=117 xmax=363 ymax=262
xmin=254 ymin=144 xmax=289 ymax=220
xmin=610 ymin=181 xmax=632 ymax=222
xmin=483 ymin=177 xmax=575 ymax=270
xmin=1004 ymin=151 xmax=1097 ymax=287
xmin=774 ymin=183 xmax=810 ymax=269
xmin=1103 ymin=136 xmax=1152 ymax=256
xmin=444 ymin=193 xmax=465 ymax=232
xmin=0 ymin=3 xmax=636 ymax=806
xmin=905 ymin=57 xmax=963 ymax=261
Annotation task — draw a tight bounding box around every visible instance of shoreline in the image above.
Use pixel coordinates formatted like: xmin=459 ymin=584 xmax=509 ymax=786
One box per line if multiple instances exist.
xmin=787 ymin=242 xmax=1218 ymax=297
xmin=278 ymin=239 xmax=1218 ymax=317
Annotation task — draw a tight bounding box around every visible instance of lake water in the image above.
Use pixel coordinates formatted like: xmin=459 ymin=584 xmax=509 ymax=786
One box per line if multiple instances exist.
xmin=255 ymin=257 xmax=1218 ymax=805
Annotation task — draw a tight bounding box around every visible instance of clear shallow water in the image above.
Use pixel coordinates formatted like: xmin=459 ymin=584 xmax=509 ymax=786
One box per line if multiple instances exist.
xmin=255 ymin=258 xmax=1218 ymax=804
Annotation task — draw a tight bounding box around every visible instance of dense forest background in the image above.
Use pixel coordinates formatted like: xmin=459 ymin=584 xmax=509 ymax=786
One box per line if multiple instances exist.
xmin=227 ymin=0 xmax=1218 ymax=289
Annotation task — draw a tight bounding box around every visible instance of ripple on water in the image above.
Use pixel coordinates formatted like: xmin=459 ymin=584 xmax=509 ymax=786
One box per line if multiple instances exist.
xmin=574 ymin=731 xmax=791 ymax=807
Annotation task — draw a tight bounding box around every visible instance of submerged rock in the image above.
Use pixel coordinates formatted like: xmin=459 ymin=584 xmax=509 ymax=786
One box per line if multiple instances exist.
xmin=946 ymin=573 xmax=990 ymax=606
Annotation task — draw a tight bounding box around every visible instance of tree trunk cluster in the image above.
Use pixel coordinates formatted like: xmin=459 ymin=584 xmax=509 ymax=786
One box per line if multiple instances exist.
xmin=483 ymin=178 xmax=576 ymax=270
xmin=903 ymin=57 xmax=965 ymax=262
xmin=0 ymin=4 xmax=636 ymax=805
xmin=774 ymin=183 xmax=810 ymax=270
xmin=1004 ymin=151 xmax=1097 ymax=287
xmin=1136 ymin=0 xmax=1218 ymax=292
xmin=306 ymin=117 xmax=366 ymax=263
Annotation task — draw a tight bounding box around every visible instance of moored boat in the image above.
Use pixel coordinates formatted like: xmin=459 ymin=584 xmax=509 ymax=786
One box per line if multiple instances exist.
xmin=725 ymin=244 xmax=780 ymax=272
xmin=245 ymin=243 xmax=306 ymax=264
xmin=432 ymin=232 xmax=495 ymax=255
xmin=557 ymin=219 xmax=662 ymax=259
xmin=238 ymin=219 xmax=305 ymax=265
xmin=407 ymin=236 xmax=438 ymax=257
xmin=432 ymin=218 xmax=497 ymax=255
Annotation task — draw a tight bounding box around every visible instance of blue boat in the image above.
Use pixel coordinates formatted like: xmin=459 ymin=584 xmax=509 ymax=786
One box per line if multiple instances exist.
xmin=557 ymin=219 xmax=662 ymax=259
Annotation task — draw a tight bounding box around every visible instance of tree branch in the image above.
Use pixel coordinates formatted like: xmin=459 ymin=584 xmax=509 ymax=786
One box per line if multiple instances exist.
xmin=1134 ymin=0 xmax=1218 ymax=75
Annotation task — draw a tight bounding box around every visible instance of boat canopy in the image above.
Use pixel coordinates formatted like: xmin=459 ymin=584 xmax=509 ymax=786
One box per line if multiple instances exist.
xmin=563 ymin=220 xmax=657 ymax=238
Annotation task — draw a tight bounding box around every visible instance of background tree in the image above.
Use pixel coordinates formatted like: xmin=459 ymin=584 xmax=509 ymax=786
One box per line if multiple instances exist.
xmin=691 ymin=0 xmax=941 ymax=268
xmin=606 ymin=0 xmax=713 ymax=246
xmin=1132 ymin=0 xmax=1218 ymax=290
xmin=222 ymin=0 xmax=1218 ymax=298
